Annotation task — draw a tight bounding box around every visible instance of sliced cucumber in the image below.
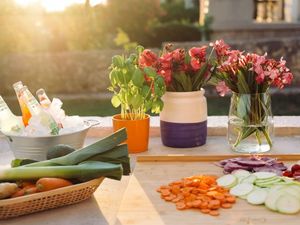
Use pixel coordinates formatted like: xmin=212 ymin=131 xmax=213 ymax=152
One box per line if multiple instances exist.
xmin=276 ymin=194 xmax=300 ymax=214
xmin=265 ymin=192 xmax=284 ymax=211
xmin=232 ymin=169 xmax=251 ymax=178
xmin=253 ymin=172 xmax=277 ymax=180
xmin=246 ymin=188 xmax=268 ymax=205
xmin=283 ymin=187 xmax=300 ymax=200
xmin=255 ymin=176 xmax=281 ymax=183
xmin=230 ymin=183 xmax=254 ymax=197
xmin=217 ymin=174 xmax=237 ymax=188
xmin=240 ymin=175 xmax=257 ymax=184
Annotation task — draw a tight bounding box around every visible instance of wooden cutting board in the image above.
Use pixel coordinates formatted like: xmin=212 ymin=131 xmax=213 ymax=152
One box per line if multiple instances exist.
xmin=115 ymin=157 xmax=300 ymax=225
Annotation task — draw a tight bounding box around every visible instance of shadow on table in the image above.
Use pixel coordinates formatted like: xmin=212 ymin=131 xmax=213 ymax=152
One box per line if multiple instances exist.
xmin=3 ymin=196 xmax=109 ymax=225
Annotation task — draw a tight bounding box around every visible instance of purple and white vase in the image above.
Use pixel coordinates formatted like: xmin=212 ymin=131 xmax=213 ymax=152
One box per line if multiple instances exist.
xmin=160 ymin=89 xmax=207 ymax=148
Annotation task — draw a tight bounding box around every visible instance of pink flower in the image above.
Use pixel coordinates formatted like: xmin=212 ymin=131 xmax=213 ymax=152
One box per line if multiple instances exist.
xmin=158 ymin=69 xmax=172 ymax=84
xmin=189 ymin=46 xmax=207 ymax=59
xmin=190 ymin=58 xmax=202 ymax=70
xmin=159 ymin=53 xmax=172 ymax=69
xmin=139 ymin=49 xmax=158 ymax=68
xmin=282 ymin=72 xmax=293 ymax=85
xmin=216 ymin=81 xmax=230 ymax=97
xmin=210 ymin=40 xmax=230 ymax=58
xmin=172 ymin=49 xmax=185 ymax=63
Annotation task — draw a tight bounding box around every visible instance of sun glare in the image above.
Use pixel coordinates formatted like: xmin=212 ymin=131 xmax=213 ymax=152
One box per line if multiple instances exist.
xmin=15 ymin=0 xmax=106 ymax=12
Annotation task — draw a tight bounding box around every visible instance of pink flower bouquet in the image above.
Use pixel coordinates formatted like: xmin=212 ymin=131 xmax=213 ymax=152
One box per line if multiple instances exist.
xmin=139 ymin=44 xmax=212 ymax=92
xmin=211 ymin=40 xmax=293 ymax=152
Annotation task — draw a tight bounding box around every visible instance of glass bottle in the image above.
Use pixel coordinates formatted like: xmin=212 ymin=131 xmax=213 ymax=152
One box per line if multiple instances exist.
xmin=36 ymin=88 xmax=51 ymax=109
xmin=19 ymin=86 xmax=59 ymax=135
xmin=0 ymin=96 xmax=24 ymax=134
xmin=36 ymin=88 xmax=64 ymax=128
xmin=13 ymin=81 xmax=32 ymax=126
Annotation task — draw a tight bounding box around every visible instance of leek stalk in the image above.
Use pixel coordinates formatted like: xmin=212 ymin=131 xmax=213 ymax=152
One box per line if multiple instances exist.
xmin=24 ymin=128 xmax=127 ymax=167
xmin=0 ymin=161 xmax=123 ymax=181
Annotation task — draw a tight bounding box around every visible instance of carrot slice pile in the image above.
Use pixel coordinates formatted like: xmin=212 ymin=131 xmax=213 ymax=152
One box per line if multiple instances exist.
xmin=157 ymin=175 xmax=236 ymax=216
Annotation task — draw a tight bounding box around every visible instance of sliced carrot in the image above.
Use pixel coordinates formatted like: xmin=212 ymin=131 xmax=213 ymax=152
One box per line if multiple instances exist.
xmin=200 ymin=208 xmax=210 ymax=214
xmin=226 ymin=196 xmax=236 ymax=203
xmin=176 ymin=202 xmax=186 ymax=210
xmin=209 ymin=210 xmax=220 ymax=216
xmin=157 ymin=174 xmax=236 ymax=216
xmin=221 ymin=203 xmax=233 ymax=209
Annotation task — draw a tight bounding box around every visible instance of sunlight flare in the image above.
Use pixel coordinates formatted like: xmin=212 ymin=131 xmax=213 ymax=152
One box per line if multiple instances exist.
xmin=14 ymin=0 xmax=106 ymax=12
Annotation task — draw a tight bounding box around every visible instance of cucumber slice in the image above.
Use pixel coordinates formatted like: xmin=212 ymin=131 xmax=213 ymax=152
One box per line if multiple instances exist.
xmin=217 ymin=174 xmax=237 ymax=188
xmin=232 ymin=169 xmax=251 ymax=178
xmin=265 ymin=192 xmax=284 ymax=211
xmin=255 ymin=176 xmax=281 ymax=183
xmin=255 ymin=178 xmax=283 ymax=187
xmin=276 ymin=194 xmax=300 ymax=214
xmin=283 ymin=187 xmax=300 ymax=200
xmin=253 ymin=172 xmax=277 ymax=180
xmin=246 ymin=188 xmax=268 ymax=205
xmin=239 ymin=194 xmax=248 ymax=200
xmin=230 ymin=183 xmax=254 ymax=197
xmin=240 ymin=175 xmax=257 ymax=184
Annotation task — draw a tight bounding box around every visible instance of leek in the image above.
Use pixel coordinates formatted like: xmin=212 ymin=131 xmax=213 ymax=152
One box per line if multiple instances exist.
xmin=0 ymin=161 xmax=123 ymax=181
xmin=4 ymin=128 xmax=131 ymax=181
xmin=24 ymin=128 xmax=127 ymax=167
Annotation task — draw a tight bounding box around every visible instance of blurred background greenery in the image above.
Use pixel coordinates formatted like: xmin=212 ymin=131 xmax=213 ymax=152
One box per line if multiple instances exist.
xmin=0 ymin=0 xmax=203 ymax=54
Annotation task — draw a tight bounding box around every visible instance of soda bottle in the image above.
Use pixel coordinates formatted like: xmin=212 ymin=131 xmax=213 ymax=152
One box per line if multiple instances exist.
xmin=36 ymin=88 xmax=64 ymax=128
xmin=0 ymin=96 xmax=24 ymax=134
xmin=19 ymin=86 xmax=59 ymax=135
xmin=36 ymin=88 xmax=51 ymax=109
xmin=13 ymin=81 xmax=31 ymax=126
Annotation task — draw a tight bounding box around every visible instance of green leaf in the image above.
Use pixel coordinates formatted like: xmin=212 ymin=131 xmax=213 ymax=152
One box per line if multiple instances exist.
xmin=132 ymin=69 xmax=144 ymax=87
xmin=109 ymin=69 xmax=119 ymax=86
xmin=112 ymin=55 xmax=124 ymax=67
xmin=151 ymin=99 xmax=164 ymax=114
xmin=136 ymin=45 xmax=144 ymax=55
xmin=111 ymin=95 xmax=121 ymax=108
xmin=142 ymin=86 xmax=150 ymax=97
xmin=192 ymin=62 xmax=209 ymax=91
xmin=144 ymin=67 xmax=157 ymax=78
xmin=131 ymin=95 xmax=143 ymax=109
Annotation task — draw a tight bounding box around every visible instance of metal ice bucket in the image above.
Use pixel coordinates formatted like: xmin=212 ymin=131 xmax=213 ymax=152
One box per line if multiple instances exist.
xmin=4 ymin=120 xmax=100 ymax=161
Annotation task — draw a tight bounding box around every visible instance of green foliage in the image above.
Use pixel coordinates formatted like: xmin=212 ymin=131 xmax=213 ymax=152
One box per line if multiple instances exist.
xmin=108 ymin=46 xmax=166 ymax=120
xmin=148 ymin=21 xmax=202 ymax=47
xmin=114 ymin=28 xmax=138 ymax=51
xmin=160 ymin=0 xmax=199 ymax=23
xmin=0 ymin=0 xmax=208 ymax=53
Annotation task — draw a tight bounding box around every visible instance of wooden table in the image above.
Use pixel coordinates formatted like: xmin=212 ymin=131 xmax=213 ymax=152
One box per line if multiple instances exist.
xmin=1 ymin=134 xmax=300 ymax=225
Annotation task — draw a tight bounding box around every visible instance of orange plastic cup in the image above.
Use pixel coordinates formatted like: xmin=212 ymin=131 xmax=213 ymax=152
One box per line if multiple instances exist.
xmin=112 ymin=114 xmax=150 ymax=153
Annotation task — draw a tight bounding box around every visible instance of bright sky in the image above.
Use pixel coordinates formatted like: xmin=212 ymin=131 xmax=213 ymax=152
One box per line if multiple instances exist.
xmin=15 ymin=0 xmax=106 ymax=12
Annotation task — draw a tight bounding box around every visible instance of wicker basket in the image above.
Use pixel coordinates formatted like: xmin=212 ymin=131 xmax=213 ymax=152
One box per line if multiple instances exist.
xmin=0 ymin=177 xmax=104 ymax=219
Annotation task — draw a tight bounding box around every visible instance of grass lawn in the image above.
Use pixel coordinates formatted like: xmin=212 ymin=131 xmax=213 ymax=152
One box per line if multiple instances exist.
xmin=5 ymin=93 xmax=300 ymax=116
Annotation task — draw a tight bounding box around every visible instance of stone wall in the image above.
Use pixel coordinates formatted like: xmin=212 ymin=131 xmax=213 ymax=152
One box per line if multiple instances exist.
xmin=0 ymin=49 xmax=124 ymax=95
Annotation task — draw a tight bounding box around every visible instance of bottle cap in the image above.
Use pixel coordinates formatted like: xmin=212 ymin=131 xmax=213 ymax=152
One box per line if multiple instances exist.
xmin=13 ymin=81 xmax=23 ymax=90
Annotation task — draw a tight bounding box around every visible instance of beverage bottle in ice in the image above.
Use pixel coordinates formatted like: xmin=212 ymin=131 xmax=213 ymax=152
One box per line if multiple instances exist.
xmin=36 ymin=88 xmax=51 ymax=109
xmin=0 ymin=96 xmax=24 ymax=134
xmin=20 ymin=86 xmax=59 ymax=135
xmin=36 ymin=88 xmax=64 ymax=128
xmin=13 ymin=81 xmax=32 ymax=126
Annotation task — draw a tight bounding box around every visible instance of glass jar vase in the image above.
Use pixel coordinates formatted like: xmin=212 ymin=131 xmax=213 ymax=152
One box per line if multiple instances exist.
xmin=228 ymin=92 xmax=274 ymax=153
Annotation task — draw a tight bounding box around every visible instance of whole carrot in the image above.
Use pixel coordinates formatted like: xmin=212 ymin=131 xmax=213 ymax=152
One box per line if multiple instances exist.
xmin=36 ymin=178 xmax=73 ymax=192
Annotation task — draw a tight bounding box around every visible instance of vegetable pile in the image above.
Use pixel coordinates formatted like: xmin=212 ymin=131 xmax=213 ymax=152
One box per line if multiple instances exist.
xmin=0 ymin=128 xmax=130 ymax=199
xmin=283 ymin=163 xmax=300 ymax=181
xmin=217 ymin=170 xmax=300 ymax=214
xmin=157 ymin=175 xmax=237 ymax=216
xmin=217 ymin=156 xmax=287 ymax=175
